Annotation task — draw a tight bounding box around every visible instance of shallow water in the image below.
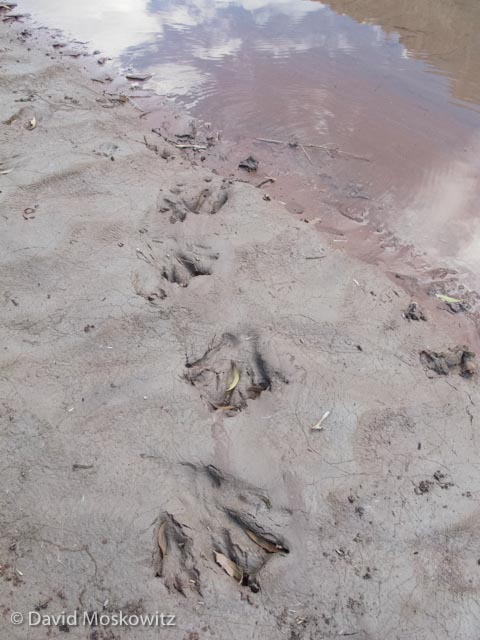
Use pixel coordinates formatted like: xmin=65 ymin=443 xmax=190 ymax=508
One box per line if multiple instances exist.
xmin=20 ymin=0 xmax=480 ymax=286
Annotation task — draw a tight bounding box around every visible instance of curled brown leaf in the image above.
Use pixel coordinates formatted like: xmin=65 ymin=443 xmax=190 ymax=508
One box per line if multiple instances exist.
xmin=245 ymin=529 xmax=289 ymax=554
xmin=157 ymin=521 xmax=168 ymax=558
xmin=214 ymin=551 xmax=243 ymax=583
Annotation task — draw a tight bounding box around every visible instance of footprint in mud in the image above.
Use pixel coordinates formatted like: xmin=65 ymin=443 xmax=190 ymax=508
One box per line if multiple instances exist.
xmin=154 ymin=514 xmax=201 ymax=597
xmin=214 ymin=505 xmax=290 ymax=592
xmin=132 ymin=239 xmax=219 ymax=302
xmin=131 ymin=263 xmax=167 ymax=305
xmin=184 ymin=331 xmax=289 ymax=415
xmin=161 ymin=244 xmax=218 ymax=287
xmin=411 ymin=512 xmax=480 ymax=597
xmin=160 ymin=181 xmax=230 ymax=223
xmin=153 ymin=464 xmax=290 ymax=596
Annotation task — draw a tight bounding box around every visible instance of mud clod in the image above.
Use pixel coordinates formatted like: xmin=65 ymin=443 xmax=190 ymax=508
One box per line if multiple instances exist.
xmin=420 ymin=346 xmax=476 ymax=377
xmin=415 ymin=480 xmax=434 ymax=495
xmin=238 ymin=156 xmax=258 ymax=172
xmin=404 ymin=302 xmax=427 ymax=321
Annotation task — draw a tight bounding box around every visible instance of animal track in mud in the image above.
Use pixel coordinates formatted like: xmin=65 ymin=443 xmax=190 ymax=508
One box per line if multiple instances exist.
xmin=160 ymin=182 xmax=229 ymax=223
xmin=132 ymin=240 xmax=218 ymax=302
xmin=153 ymin=464 xmax=290 ymax=596
xmin=161 ymin=246 xmax=218 ymax=287
xmin=412 ymin=512 xmax=480 ymax=596
xmin=154 ymin=514 xmax=201 ymax=597
xmin=131 ymin=266 xmax=167 ymax=305
xmin=184 ymin=332 xmax=288 ymax=415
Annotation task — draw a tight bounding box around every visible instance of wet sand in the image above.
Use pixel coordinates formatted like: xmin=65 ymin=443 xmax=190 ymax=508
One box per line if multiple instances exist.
xmin=1 ymin=10 xmax=480 ymax=640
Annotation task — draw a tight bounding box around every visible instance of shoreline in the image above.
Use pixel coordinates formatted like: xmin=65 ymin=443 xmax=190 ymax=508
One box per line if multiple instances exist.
xmin=17 ymin=2 xmax=480 ymax=310
xmin=1 ymin=10 xmax=480 ymax=640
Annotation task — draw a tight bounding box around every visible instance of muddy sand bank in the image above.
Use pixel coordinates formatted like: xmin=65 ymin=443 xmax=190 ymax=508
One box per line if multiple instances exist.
xmin=1 ymin=14 xmax=480 ymax=640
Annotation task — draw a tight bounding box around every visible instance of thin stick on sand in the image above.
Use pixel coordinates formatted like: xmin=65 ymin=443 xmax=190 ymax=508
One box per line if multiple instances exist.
xmin=254 ymin=137 xmax=370 ymax=162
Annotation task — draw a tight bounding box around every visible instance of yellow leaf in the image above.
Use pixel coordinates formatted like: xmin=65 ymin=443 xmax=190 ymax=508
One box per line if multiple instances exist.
xmin=226 ymin=362 xmax=240 ymax=392
xmin=27 ymin=117 xmax=36 ymax=130
xmin=435 ymin=293 xmax=462 ymax=304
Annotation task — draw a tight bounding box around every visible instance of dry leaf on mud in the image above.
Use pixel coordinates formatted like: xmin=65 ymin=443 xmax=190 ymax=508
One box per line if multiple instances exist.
xmin=27 ymin=117 xmax=36 ymax=130
xmin=226 ymin=362 xmax=240 ymax=392
xmin=245 ymin=529 xmax=289 ymax=554
xmin=157 ymin=521 xmax=168 ymax=558
xmin=311 ymin=410 xmax=331 ymax=431
xmin=214 ymin=552 xmax=243 ymax=582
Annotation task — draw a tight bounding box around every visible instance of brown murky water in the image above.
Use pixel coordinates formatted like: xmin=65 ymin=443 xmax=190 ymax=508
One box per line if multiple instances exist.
xmin=20 ymin=0 xmax=480 ymax=289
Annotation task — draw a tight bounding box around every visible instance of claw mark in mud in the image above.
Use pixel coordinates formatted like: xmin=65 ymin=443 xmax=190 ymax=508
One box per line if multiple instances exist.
xmin=213 ymin=529 xmax=264 ymax=593
xmin=131 ymin=269 xmax=167 ymax=305
xmin=154 ymin=513 xmax=201 ymax=596
xmin=202 ymin=464 xmax=290 ymax=592
xmin=190 ymin=463 xmax=273 ymax=508
xmin=203 ymin=463 xmax=224 ymax=488
xmin=182 ymin=183 xmax=230 ymax=215
xmin=132 ymin=240 xmax=218 ymax=300
xmin=161 ymin=182 xmax=229 ymax=223
xmin=162 ymin=197 xmax=189 ymax=224
xmin=162 ymin=247 xmax=218 ymax=287
xmin=251 ymin=345 xmax=273 ymax=392
xmin=157 ymin=464 xmax=290 ymax=595
xmin=224 ymin=508 xmax=290 ymax=554
xmin=183 ymin=332 xmax=285 ymax=414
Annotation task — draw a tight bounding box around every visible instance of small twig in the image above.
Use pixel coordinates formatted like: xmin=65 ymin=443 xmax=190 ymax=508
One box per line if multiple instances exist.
xmin=255 ymin=136 xmax=370 ymax=161
xmin=306 ymin=143 xmax=370 ymax=161
xmin=255 ymin=137 xmax=286 ymax=145
xmin=300 ymin=143 xmax=312 ymax=164
xmin=337 ymin=151 xmax=371 ymax=162
xmin=174 ymin=143 xmax=207 ymax=150
xmin=304 ymin=143 xmax=337 ymax=151
xmin=311 ymin=410 xmax=331 ymax=431
xmin=256 ymin=177 xmax=276 ymax=188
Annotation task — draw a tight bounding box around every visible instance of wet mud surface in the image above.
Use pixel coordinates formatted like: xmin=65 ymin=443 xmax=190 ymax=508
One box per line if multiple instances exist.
xmin=2 ymin=5 xmax=480 ymax=640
